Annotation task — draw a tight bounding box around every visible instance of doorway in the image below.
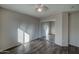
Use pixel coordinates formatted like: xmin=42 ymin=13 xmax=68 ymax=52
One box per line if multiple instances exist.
xmin=41 ymin=21 xmax=55 ymax=42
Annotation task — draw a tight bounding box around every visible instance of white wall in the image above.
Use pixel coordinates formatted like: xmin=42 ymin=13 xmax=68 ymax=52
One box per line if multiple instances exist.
xmin=69 ymin=12 xmax=79 ymax=47
xmin=40 ymin=15 xmax=56 ymax=22
xmin=0 ymin=10 xmax=2 ymax=50
xmin=55 ymin=13 xmax=63 ymax=46
xmin=62 ymin=13 xmax=68 ymax=46
xmin=0 ymin=8 xmax=40 ymax=51
xmin=50 ymin=21 xmax=56 ymax=34
xmin=55 ymin=13 xmax=68 ymax=46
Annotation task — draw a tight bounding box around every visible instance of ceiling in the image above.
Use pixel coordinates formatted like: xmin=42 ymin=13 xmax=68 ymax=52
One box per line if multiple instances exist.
xmin=0 ymin=4 xmax=79 ymax=18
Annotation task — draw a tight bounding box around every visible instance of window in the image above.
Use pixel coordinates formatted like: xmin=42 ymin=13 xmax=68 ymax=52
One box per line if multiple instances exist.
xmin=17 ymin=28 xmax=30 ymax=44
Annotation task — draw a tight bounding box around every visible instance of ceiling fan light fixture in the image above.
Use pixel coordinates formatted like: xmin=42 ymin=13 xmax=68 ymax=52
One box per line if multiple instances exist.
xmin=36 ymin=7 xmax=43 ymax=12
xmin=35 ymin=4 xmax=48 ymax=12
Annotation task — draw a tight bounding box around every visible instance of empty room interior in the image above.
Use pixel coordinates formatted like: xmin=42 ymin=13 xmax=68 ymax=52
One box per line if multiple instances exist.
xmin=0 ymin=4 xmax=79 ymax=54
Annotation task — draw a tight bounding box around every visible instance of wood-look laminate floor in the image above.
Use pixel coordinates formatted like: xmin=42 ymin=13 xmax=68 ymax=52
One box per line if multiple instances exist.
xmin=68 ymin=45 xmax=79 ymax=54
xmin=0 ymin=39 xmax=68 ymax=54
